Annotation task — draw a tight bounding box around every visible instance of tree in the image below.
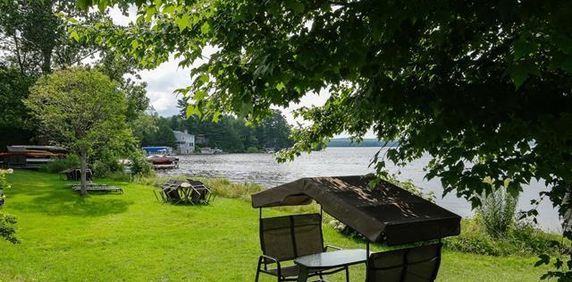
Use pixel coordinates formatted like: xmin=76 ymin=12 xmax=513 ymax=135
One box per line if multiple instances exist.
xmin=0 ymin=1 xmax=148 ymax=155
xmin=78 ymin=1 xmax=572 ymax=277
xmin=256 ymin=110 xmax=293 ymax=150
xmin=141 ymin=116 xmax=176 ymax=148
xmin=25 ymin=68 xmax=132 ymax=195
xmin=0 ymin=66 xmax=37 ymax=148
xmin=0 ymin=0 xmax=99 ymax=75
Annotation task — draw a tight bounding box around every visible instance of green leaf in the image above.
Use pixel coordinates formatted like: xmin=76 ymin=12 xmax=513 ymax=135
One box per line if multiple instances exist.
xmin=200 ymin=22 xmax=210 ymax=34
xmin=513 ymin=37 xmax=533 ymax=60
xmin=285 ymin=0 xmax=304 ymax=14
xmin=275 ymin=82 xmax=285 ymax=91
xmin=70 ymin=30 xmax=80 ymax=42
xmin=193 ymin=90 xmax=206 ymax=101
xmin=97 ymin=0 xmax=108 ymax=12
xmin=131 ymin=39 xmax=140 ymax=49
xmin=175 ymin=14 xmax=191 ymax=31
xmin=186 ymin=104 xmax=201 ymax=118
xmin=510 ymin=64 xmax=530 ymax=89
xmin=163 ymin=5 xmax=175 ymax=15
xmin=76 ymin=0 xmax=92 ymax=10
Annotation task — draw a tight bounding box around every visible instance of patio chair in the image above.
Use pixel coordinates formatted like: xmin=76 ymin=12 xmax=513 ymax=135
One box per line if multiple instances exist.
xmin=188 ymin=179 xmax=215 ymax=204
xmin=255 ymin=213 xmax=349 ymax=282
xmin=153 ymin=189 xmax=167 ymax=203
xmin=366 ymin=243 xmax=442 ymax=282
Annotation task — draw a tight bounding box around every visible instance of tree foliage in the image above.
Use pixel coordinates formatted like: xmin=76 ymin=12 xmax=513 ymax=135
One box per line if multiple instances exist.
xmin=77 ymin=0 xmax=572 ymax=278
xmin=0 ymin=0 xmax=99 ymax=74
xmin=0 ymin=0 xmax=150 ymax=152
xmin=25 ymin=68 xmax=134 ymax=195
xmin=141 ymin=115 xmax=177 ymax=148
xmin=0 ymin=67 xmax=37 ymax=148
xmin=164 ymin=108 xmax=292 ymax=152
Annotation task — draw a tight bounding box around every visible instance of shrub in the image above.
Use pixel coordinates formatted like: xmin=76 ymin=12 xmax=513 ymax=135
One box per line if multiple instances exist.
xmin=0 ymin=169 xmax=18 ymax=244
xmin=40 ymin=154 xmax=80 ymax=173
xmin=91 ymin=150 xmax=123 ymax=178
xmin=202 ymin=177 xmax=263 ymax=201
xmin=0 ymin=212 xmax=18 ymax=244
xmin=478 ymin=187 xmax=518 ymax=237
xmin=129 ymin=151 xmax=153 ymax=177
xmin=444 ymin=217 xmax=565 ymax=257
xmin=246 ymin=146 xmax=259 ymax=153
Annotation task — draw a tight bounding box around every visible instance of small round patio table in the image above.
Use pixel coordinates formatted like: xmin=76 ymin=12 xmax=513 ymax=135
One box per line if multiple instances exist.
xmin=294 ymin=249 xmax=368 ymax=282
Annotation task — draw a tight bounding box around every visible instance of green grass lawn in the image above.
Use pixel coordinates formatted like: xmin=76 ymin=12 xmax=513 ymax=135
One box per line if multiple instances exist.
xmin=0 ymin=170 xmax=547 ymax=281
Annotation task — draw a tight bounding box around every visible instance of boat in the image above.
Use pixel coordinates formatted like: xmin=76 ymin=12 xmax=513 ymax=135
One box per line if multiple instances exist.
xmin=146 ymin=154 xmax=179 ymax=169
xmin=199 ymin=147 xmax=223 ymax=155
xmin=0 ymin=145 xmax=66 ymax=169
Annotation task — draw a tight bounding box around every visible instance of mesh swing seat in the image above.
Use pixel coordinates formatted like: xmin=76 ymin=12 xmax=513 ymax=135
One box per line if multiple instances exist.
xmin=255 ymin=213 xmax=349 ymax=282
xmin=366 ymin=243 xmax=443 ymax=282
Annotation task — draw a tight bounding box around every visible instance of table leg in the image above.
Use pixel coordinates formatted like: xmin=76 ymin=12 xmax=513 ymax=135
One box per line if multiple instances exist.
xmin=297 ymin=266 xmax=309 ymax=282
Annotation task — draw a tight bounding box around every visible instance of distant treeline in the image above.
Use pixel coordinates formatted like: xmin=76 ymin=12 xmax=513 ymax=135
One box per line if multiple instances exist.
xmin=141 ymin=109 xmax=293 ymax=153
xmin=328 ymin=138 xmax=399 ymax=147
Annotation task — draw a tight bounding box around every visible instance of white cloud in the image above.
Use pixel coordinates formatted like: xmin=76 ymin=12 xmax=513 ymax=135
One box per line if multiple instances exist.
xmin=107 ymin=6 xmax=137 ymax=26
xmin=137 ymin=58 xmax=190 ymax=117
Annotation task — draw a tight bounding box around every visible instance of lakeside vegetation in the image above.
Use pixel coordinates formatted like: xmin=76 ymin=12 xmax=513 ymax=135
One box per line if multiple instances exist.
xmin=142 ymin=109 xmax=293 ymax=153
xmin=0 ymin=170 xmax=563 ymax=281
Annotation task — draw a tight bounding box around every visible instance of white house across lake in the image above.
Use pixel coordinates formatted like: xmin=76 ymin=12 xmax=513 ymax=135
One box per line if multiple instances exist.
xmin=174 ymin=130 xmax=195 ymax=155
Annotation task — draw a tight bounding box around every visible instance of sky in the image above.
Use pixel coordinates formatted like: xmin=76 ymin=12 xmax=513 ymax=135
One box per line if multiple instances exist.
xmin=108 ymin=8 xmax=373 ymax=137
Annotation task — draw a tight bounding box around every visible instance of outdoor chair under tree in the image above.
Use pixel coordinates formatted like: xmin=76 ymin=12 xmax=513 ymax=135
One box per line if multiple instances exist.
xmin=366 ymin=243 xmax=443 ymax=282
xmin=255 ymin=213 xmax=349 ymax=282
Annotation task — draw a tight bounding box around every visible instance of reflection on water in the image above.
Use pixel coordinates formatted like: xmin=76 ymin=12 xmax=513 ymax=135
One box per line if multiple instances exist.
xmin=159 ymin=147 xmax=561 ymax=232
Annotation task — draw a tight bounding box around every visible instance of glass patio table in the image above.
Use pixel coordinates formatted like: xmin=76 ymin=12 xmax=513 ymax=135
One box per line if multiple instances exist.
xmin=294 ymin=249 xmax=368 ymax=282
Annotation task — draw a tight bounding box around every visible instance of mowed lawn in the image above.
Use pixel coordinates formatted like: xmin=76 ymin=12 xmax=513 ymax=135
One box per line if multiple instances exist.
xmin=0 ymin=171 xmax=547 ymax=281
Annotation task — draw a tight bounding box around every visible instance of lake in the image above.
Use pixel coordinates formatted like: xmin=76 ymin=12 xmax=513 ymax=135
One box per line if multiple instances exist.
xmin=159 ymin=147 xmax=561 ymax=232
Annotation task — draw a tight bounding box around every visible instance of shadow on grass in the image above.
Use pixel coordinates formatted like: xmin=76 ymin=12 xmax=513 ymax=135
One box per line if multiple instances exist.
xmin=10 ymin=190 xmax=133 ymax=217
xmin=6 ymin=171 xmax=133 ymax=217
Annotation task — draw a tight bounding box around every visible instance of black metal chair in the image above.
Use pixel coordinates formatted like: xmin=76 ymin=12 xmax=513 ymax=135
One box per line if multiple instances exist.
xmin=366 ymin=243 xmax=442 ymax=282
xmin=255 ymin=213 xmax=349 ymax=282
xmin=188 ymin=179 xmax=215 ymax=204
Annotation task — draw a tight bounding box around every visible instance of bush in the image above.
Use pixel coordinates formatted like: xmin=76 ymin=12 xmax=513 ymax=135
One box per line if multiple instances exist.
xmin=246 ymin=146 xmax=259 ymax=153
xmin=129 ymin=151 xmax=153 ymax=177
xmin=91 ymin=150 xmax=123 ymax=178
xmin=0 ymin=212 xmax=18 ymax=244
xmin=478 ymin=187 xmax=518 ymax=237
xmin=444 ymin=217 xmax=565 ymax=257
xmin=0 ymin=169 xmax=18 ymax=244
xmin=202 ymin=177 xmax=263 ymax=201
xmin=40 ymin=154 xmax=80 ymax=173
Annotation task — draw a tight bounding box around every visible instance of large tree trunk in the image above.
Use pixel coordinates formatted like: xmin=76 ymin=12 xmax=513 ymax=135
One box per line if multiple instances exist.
xmin=41 ymin=48 xmax=52 ymax=74
xmin=79 ymin=149 xmax=88 ymax=196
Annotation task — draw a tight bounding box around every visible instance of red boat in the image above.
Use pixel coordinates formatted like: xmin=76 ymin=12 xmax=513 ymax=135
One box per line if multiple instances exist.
xmin=146 ymin=154 xmax=179 ymax=169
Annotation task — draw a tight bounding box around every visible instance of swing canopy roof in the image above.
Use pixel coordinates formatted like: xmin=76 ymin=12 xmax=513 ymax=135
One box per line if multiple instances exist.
xmin=251 ymin=175 xmax=461 ymax=245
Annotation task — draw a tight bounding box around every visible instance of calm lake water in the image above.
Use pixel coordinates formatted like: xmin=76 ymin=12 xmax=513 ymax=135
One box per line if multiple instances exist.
xmin=160 ymin=147 xmax=561 ymax=232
